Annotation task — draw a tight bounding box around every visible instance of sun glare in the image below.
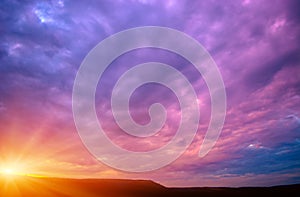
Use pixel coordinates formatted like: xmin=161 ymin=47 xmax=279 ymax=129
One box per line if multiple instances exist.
xmin=0 ymin=165 xmax=46 ymax=178
xmin=0 ymin=167 xmax=26 ymax=177
xmin=1 ymin=168 xmax=17 ymax=176
xmin=3 ymin=168 xmax=13 ymax=174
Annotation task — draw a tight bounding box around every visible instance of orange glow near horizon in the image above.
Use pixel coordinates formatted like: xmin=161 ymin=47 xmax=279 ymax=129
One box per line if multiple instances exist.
xmin=2 ymin=168 xmax=13 ymax=175
xmin=1 ymin=166 xmax=24 ymax=176
xmin=0 ymin=161 xmax=47 ymax=178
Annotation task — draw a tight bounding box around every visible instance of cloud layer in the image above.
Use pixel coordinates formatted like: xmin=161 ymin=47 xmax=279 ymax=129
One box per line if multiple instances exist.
xmin=0 ymin=0 xmax=299 ymax=187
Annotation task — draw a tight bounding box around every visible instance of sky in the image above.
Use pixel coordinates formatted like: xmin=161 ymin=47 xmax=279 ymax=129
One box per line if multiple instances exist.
xmin=0 ymin=0 xmax=300 ymax=187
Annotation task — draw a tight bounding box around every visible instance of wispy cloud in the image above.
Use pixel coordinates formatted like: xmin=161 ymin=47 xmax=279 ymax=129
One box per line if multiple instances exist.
xmin=0 ymin=0 xmax=299 ymax=187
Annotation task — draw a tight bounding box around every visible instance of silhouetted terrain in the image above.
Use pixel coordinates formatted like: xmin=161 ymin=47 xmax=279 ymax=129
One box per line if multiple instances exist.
xmin=1 ymin=176 xmax=299 ymax=197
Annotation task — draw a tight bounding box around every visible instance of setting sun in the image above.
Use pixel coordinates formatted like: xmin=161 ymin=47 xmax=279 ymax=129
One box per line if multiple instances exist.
xmin=2 ymin=168 xmax=13 ymax=175
xmin=0 ymin=168 xmax=21 ymax=176
xmin=0 ymin=166 xmax=26 ymax=177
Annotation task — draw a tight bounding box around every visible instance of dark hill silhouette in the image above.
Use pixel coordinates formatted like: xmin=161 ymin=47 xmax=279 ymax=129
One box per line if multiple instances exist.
xmin=0 ymin=175 xmax=299 ymax=197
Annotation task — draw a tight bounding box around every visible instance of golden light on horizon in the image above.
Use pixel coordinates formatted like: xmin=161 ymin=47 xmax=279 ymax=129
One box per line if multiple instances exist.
xmin=0 ymin=162 xmax=29 ymax=177
xmin=2 ymin=168 xmax=13 ymax=175
xmin=0 ymin=167 xmax=25 ymax=176
xmin=0 ymin=167 xmax=47 ymax=178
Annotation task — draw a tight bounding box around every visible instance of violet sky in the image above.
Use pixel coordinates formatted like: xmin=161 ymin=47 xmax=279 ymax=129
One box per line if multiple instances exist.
xmin=0 ymin=0 xmax=300 ymax=187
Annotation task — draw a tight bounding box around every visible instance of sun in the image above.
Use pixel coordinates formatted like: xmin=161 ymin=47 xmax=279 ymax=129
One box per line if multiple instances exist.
xmin=1 ymin=167 xmax=25 ymax=176
xmin=1 ymin=168 xmax=17 ymax=176
xmin=0 ymin=162 xmax=46 ymax=178
xmin=2 ymin=168 xmax=13 ymax=175
xmin=0 ymin=165 xmax=45 ymax=178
